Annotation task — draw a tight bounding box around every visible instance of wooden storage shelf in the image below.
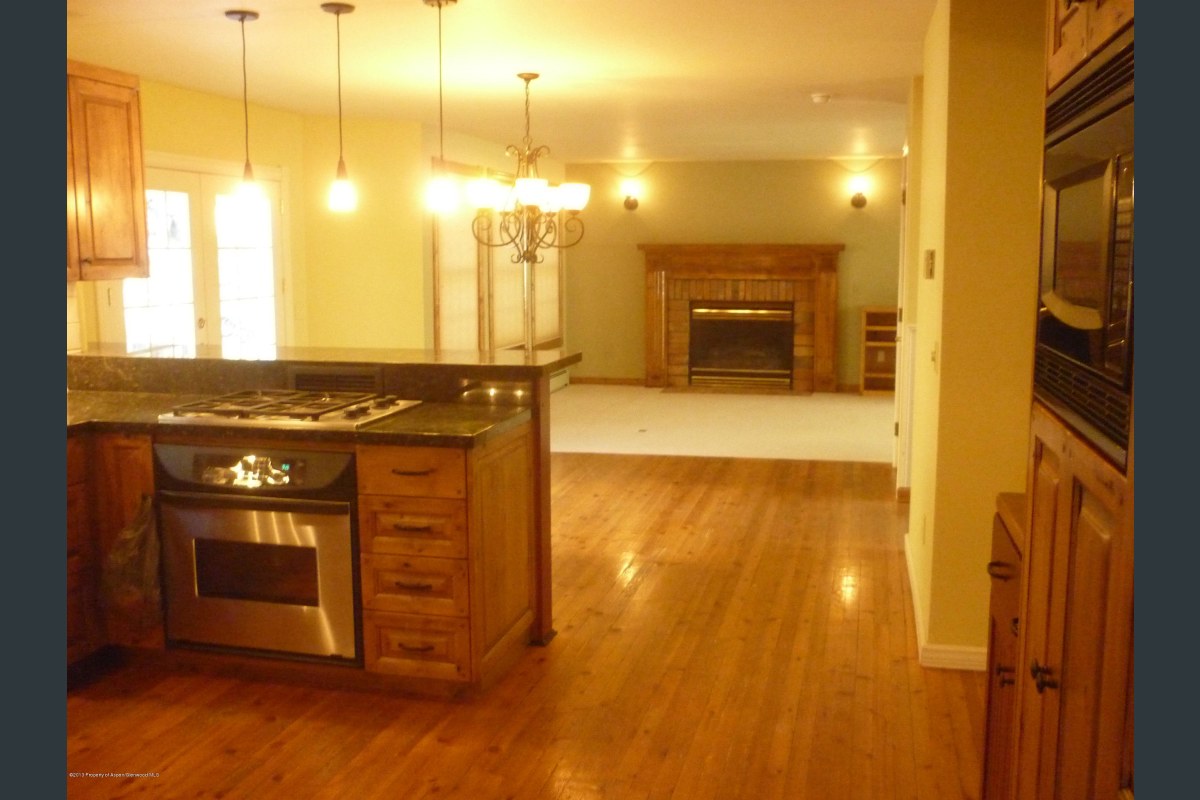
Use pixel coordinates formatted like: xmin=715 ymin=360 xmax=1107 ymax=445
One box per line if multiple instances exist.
xmin=860 ymin=306 xmax=898 ymax=394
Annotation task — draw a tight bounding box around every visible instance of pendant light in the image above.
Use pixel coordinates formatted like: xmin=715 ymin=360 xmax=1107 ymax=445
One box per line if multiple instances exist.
xmin=323 ymin=3 xmax=357 ymax=212
xmin=225 ymin=10 xmax=260 ymax=195
xmin=424 ymin=0 xmax=458 ymax=213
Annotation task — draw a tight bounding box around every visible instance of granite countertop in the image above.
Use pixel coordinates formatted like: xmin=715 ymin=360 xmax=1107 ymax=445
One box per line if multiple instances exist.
xmin=67 ymin=390 xmax=532 ymax=448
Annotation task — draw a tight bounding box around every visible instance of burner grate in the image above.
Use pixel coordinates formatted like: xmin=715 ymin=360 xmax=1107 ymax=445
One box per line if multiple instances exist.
xmin=170 ymin=390 xmax=382 ymax=420
xmin=160 ymin=389 xmax=422 ymax=430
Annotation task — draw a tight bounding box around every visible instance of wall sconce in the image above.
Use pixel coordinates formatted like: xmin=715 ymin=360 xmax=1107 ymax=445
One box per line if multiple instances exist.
xmin=848 ymin=175 xmax=870 ymax=209
xmin=620 ymin=178 xmax=641 ymax=210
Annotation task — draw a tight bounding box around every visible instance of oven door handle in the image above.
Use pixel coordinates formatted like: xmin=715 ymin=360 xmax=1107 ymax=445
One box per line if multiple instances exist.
xmin=157 ymin=490 xmax=350 ymax=516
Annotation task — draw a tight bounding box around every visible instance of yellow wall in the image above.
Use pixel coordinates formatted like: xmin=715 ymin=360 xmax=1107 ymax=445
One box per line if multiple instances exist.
xmin=137 ymin=80 xmax=429 ymax=348
xmin=300 ymin=116 xmax=427 ymax=347
xmin=906 ymin=0 xmax=1044 ymax=662
xmin=562 ymin=159 xmax=904 ymax=388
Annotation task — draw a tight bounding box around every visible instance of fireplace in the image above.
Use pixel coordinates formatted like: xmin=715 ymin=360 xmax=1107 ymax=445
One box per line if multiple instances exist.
xmin=688 ymin=301 xmax=794 ymax=388
xmin=640 ymin=243 xmax=843 ymax=393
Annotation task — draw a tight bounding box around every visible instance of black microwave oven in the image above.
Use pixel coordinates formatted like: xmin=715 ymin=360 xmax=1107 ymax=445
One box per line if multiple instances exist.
xmin=1034 ymin=28 xmax=1133 ymax=468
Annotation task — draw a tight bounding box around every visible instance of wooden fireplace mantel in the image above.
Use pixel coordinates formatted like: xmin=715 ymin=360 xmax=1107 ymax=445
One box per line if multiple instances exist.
xmin=640 ymin=243 xmax=843 ymax=392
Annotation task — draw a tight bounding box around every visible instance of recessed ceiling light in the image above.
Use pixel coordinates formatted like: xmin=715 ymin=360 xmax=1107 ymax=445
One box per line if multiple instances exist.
xmin=811 ymin=92 xmax=831 ymax=104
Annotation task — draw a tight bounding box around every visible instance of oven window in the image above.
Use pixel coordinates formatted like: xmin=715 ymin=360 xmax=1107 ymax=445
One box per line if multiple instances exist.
xmin=193 ymin=540 xmax=319 ymax=606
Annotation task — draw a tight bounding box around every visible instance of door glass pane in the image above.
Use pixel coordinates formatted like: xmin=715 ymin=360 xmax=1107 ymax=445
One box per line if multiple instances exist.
xmin=215 ymin=191 xmax=277 ymax=359
xmin=122 ymin=188 xmax=197 ymax=354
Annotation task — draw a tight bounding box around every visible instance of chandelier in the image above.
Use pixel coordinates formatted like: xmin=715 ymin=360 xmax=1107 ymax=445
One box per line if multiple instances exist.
xmin=468 ymin=73 xmax=590 ymax=265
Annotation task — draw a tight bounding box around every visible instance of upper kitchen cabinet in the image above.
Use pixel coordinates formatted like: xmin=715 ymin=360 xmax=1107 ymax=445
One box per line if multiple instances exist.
xmin=67 ymin=60 xmax=149 ymax=282
xmin=1046 ymin=0 xmax=1133 ymax=91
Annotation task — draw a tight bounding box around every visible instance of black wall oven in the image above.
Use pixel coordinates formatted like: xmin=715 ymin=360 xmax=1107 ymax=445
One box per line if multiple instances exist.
xmin=1034 ymin=27 xmax=1133 ymax=468
xmin=155 ymin=443 xmax=361 ymax=665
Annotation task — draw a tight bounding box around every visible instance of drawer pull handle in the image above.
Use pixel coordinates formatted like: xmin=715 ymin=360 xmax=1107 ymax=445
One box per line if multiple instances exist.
xmin=986 ymin=560 xmax=1015 ymax=581
xmin=398 ymin=643 xmax=435 ymax=653
xmin=390 ymin=467 xmax=435 ymax=477
xmin=393 ymin=523 xmax=434 ymax=533
xmin=394 ymin=581 xmax=435 ymax=592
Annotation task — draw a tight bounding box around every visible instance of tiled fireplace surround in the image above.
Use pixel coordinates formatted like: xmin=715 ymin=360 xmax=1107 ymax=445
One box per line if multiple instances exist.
xmin=640 ymin=243 xmax=843 ymax=393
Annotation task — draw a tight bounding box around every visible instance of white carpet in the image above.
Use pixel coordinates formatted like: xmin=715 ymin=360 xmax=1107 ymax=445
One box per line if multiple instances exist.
xmin=549 ymin=383 xmax=896 ymax=463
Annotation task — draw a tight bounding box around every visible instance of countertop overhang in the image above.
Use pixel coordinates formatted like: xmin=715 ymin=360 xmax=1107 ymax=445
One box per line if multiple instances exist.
xmin=67 ymin=390 xmax=533 ymax=448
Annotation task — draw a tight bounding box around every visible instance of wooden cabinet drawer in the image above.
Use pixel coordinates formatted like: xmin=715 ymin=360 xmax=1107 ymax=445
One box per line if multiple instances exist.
xmin=361 ymin=553 xmax=469 ymax=617
xmin=359 ymin=495 xmax=467 ymax=558
xmin=357 ymin=446 xmax=465 ymax=499
xmin=362 ymin=611 xmax=470 ymax=681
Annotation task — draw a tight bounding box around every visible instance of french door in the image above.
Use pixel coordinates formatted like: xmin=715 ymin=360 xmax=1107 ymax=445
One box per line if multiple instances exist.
xmin=96 ymin=164 xmax=284 ymax=357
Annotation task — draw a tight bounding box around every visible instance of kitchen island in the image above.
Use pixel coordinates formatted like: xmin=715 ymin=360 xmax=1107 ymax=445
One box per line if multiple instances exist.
xmin=67 ymin=345 xmax=581 ymax=692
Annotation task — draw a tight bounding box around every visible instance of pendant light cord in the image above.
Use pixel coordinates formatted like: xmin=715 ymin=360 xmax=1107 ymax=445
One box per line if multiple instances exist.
xmin=336 ymin=10 xmax=345 ymax=161
xmin=437 ymin=2 xmax=445 ymax=162
xmin=240 ymin=16 xmax=251 ymax=174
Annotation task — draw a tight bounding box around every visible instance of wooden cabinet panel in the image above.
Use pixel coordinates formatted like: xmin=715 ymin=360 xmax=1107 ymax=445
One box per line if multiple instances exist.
xmin=91 ymin=433 xmax=159 ymax=648
xmin=67 ymin=436 xmax=100 ymax=664
xmin=67 ymin=61 xmax=148 ymax=282
xmin=470 ymin=428 xmax=535 ymax=652
xmin=1046 ymin=0 xmax=1132 ymax=91
xmin=1011 ymin=403 xmax=1133 ymax=800
xmin=981 ymin=494 xmax=1023 ymax=800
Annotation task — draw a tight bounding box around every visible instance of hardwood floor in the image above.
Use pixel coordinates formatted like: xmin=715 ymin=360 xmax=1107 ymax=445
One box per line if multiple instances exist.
xmin=67 ymin=454 xmax=986 ymax=799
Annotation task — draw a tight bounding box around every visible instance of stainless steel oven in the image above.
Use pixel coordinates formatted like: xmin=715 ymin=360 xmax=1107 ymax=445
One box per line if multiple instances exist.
xmin=154 ymin=443 xmax=361 ymax=664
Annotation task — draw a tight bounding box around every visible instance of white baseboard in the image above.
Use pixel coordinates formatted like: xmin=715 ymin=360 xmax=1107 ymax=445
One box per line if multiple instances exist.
xmin=904 ymin=533 xmax=987 ymax=672
xmin=920 ymin=643 xmax=987 ymax=671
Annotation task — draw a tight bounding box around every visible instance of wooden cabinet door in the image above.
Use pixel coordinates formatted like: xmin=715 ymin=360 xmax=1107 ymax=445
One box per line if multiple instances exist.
xmin=67 ymin=62 xmax=148 ymax=281
xmin=1089 ymin=0 xmax=1134 ymax=53
xmin=1046 ymin=0 xmax=1133 ymax=91
xmin=1014 ymin=404 xmax=1132 ymax=799
xmin=67 ymin=436 xmax=98 ymax=664
xmin=1046 ymin=0 xmax=1089 ymax=92
xmin=981 ymin=506 xmax=1022 ymax=800
xmin=91 ymin=433 xmax=159 ymax=648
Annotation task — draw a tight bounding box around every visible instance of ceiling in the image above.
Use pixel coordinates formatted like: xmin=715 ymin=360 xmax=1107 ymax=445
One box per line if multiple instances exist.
xmin=66 ymin=0 xmax=935 ymax=165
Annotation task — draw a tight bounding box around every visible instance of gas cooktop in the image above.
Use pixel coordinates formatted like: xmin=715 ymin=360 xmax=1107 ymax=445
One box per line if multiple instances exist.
xmin=157 ymin=390 xmax=422 ymax=431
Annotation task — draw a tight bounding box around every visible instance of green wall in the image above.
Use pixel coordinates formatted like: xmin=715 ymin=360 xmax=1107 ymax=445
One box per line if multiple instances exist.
xmin=563 ymin=160 xmax=903 ymax=389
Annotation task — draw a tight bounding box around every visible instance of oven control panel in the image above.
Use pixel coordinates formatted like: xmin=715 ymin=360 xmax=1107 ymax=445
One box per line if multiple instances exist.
xmin=196 ymin=453 xmax=307 ymax=488
xmin=154 ymin=443 xmax=355 ymax=496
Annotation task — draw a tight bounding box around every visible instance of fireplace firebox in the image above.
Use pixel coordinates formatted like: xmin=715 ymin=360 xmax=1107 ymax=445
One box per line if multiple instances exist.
xmin=640 ymin=243 xmax=843 ymax=393
xmin=688 ymin=301 xmax=794 ymax=388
